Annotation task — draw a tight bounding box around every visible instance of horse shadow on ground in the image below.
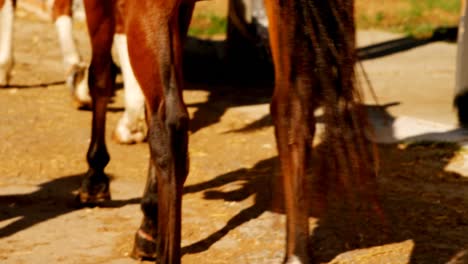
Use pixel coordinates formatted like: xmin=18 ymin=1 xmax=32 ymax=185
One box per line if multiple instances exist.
xmin=182 ymin=37 xmax=274 ymax=134
xmin=0 ymin=174 xmax=140 ymax=239
xmin=181 ymin=102 xmax=468 ymax=263
xmin=0 ymin=80 xmax=66 ymax=89
xmin=357 ymin=26 xmax=458 ymax=60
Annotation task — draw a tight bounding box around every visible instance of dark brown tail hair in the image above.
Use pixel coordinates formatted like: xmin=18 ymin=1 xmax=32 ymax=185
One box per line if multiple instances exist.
xmin=301 ymin=0 xmax=379 ymax=206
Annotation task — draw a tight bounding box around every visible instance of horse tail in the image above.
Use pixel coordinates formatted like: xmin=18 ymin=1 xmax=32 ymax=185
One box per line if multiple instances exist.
xmin=300 ymin=0 xmax=380 ymax=211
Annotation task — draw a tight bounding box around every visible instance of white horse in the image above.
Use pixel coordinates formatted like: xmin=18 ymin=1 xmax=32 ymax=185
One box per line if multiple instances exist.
xmin=0 ymin=0 xmax=146 ymax=144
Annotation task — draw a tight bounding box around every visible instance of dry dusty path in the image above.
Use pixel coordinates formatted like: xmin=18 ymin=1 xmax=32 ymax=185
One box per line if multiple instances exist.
xmin=2 ymin=10 xmax=468 ymax=264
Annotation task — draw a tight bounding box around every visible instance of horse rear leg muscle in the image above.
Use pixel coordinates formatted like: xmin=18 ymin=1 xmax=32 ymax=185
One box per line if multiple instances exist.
xmin=78 ymin=0 xmax=116 ymax=204
xmin=126 ymin=1 xmax=193 ymax=262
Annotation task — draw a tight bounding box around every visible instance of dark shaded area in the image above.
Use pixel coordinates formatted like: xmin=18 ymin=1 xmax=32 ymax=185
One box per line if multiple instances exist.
xmin=183 ymin=26 xmax=459 ymax=86
xmin=181 ymin=157 xmax=276 ymax=255
xmin=183 ymin=37 xmax=273 ymax=85
xmin=0 ymin=174 xmax=140 ymax=239
xmin=454 ymin=90 xmax=468 ymax=127
xmin=0 ymin=80 xmax=66 ymax=89
xmin=358 ymin=26 xmax=458 ymax=60
xmin=181 ymin=102 xmax=468 ymax=263
xmin=181 ymin=25 xmax=458 ymax=133
xmin=181 ymin=144 xmax=468 ymax=263
xmin=183 ymin=36 xmax=273 ymax=133
xmin=186 ymin=82 xmax=272 ymax=133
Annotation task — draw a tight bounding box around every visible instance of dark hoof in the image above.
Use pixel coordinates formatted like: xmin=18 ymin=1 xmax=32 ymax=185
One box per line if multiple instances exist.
xmin=130 ymin=229 xmax=157 ymax=260
xmin=76 ymin=189 xmax=111 ymax=205
xmin=455 ymin=92 xmax=468 ymax=127
xmin=74 ymin=99 xmax=92 ymax=111
xmin=77 ymin=170 xmax=111 ymax=205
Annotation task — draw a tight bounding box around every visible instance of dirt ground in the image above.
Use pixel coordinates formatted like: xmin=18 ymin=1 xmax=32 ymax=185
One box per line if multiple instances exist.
xmin=3 ymin=8 xmax=468 ymax=264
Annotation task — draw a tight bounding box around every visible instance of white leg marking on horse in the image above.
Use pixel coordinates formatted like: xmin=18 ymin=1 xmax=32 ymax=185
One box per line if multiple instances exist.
xmin=55 ymin=15 xmax=90 ymax=106
xmin=0 ymin=0 xmax=14 ymax=86
xmin=72 ymin=65 xmax=90 ymax=107
xmin=55 ymin=15 xmax=80 ymax=68
xmin=113 ymin=34 xmax=147 ymax=144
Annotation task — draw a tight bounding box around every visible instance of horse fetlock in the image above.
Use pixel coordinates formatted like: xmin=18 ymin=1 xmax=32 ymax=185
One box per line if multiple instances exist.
xmin=113 ymin=111 xmax=148 ymax=144
xmin=131 ymin=228 xmax=157 ymax=260
xmin=67 ymin=63 xmax=91 ymax=110
xmin=77 ymin=169 xmax=111 ymax=204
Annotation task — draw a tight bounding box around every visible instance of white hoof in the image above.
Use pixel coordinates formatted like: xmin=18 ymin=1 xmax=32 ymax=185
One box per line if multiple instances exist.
xmin=284 ymin=255 xmax=307 ymax=264
xmin=67 ymin=63 xmax=91 ymax=109
xmin=113 ymin=112 xmax=147 ymax=144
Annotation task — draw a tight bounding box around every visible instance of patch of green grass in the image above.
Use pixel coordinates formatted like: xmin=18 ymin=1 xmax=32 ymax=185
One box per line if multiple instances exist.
xmin=416 ymin=0 xmax=460 ymax=13
xmin=356 ymin=0 xmax=461 ymax=37
xmin=188 ymin=1 xmax=461 ymax=38
xmin=188 ymin=14 xmax=227 ymax=37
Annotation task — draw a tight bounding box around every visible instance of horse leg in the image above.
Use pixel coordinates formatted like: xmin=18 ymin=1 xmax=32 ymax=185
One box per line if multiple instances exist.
xmin=111 ymin=0 xmax=146 ymax=144
xmin=112 ymin=33 xmax=146 ymax=144
xmin=126 ymin=1 xmax=193 ymax=262
xmin=0 ymin=0 xmax=14 ymax=86
xmin=270 ymin=89 xmax=314 ymax=264
xmin=131 ymin=160 xmax=158 ymax=259
xmin=265 ymin=1 xmax=315 ymax=263
xmin=52 ymin=0 xmax=90 ymax=109
xmin=274 ymin=93 xmax=316 ymax=264
xmin=78 ymin=0 xmax=116 ymax=204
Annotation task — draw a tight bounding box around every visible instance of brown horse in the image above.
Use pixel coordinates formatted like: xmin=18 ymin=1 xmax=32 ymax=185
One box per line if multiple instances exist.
xmin=81 ymin=0 xmax=378 ymax=263
xmin=0 ymin=0 xmax=147 ymax=144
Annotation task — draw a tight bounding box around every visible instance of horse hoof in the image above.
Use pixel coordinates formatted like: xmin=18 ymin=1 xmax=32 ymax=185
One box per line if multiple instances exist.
xmin=66 ymin=63 xmax=91 ymax=110
xmin=455 ymin=92 xmax=468 ymax=127
xmin=76 ymin=189 xmax=111 ymax=205
xmin=73 ymin=98 xmax=92 ymax=111
xmin=112 ymin=129 xmax=146 ymax=144
xmin=130 ymin=229 xmax=157 ymax=260
xmin=283 ymin=255 xmax=308 ymax=264
xmin=77 ymin=171 xmax=111 ymax=205
xmin=112 ymin=116 xmax=147 ymax=144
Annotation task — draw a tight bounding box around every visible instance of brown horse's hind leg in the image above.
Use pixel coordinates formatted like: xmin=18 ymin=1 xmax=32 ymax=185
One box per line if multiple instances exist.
xmin=271 ymin=88 xmax=316 ymax=264
xmin=265 ymin=1 xmax=318 ymax=263
xmin=131 ymin=160 xmax=158 ymax=259
xmin=126 ymin=1 xmax=193 ymax=263
xmin=78 ymin=0 xmax=116 ymax=204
